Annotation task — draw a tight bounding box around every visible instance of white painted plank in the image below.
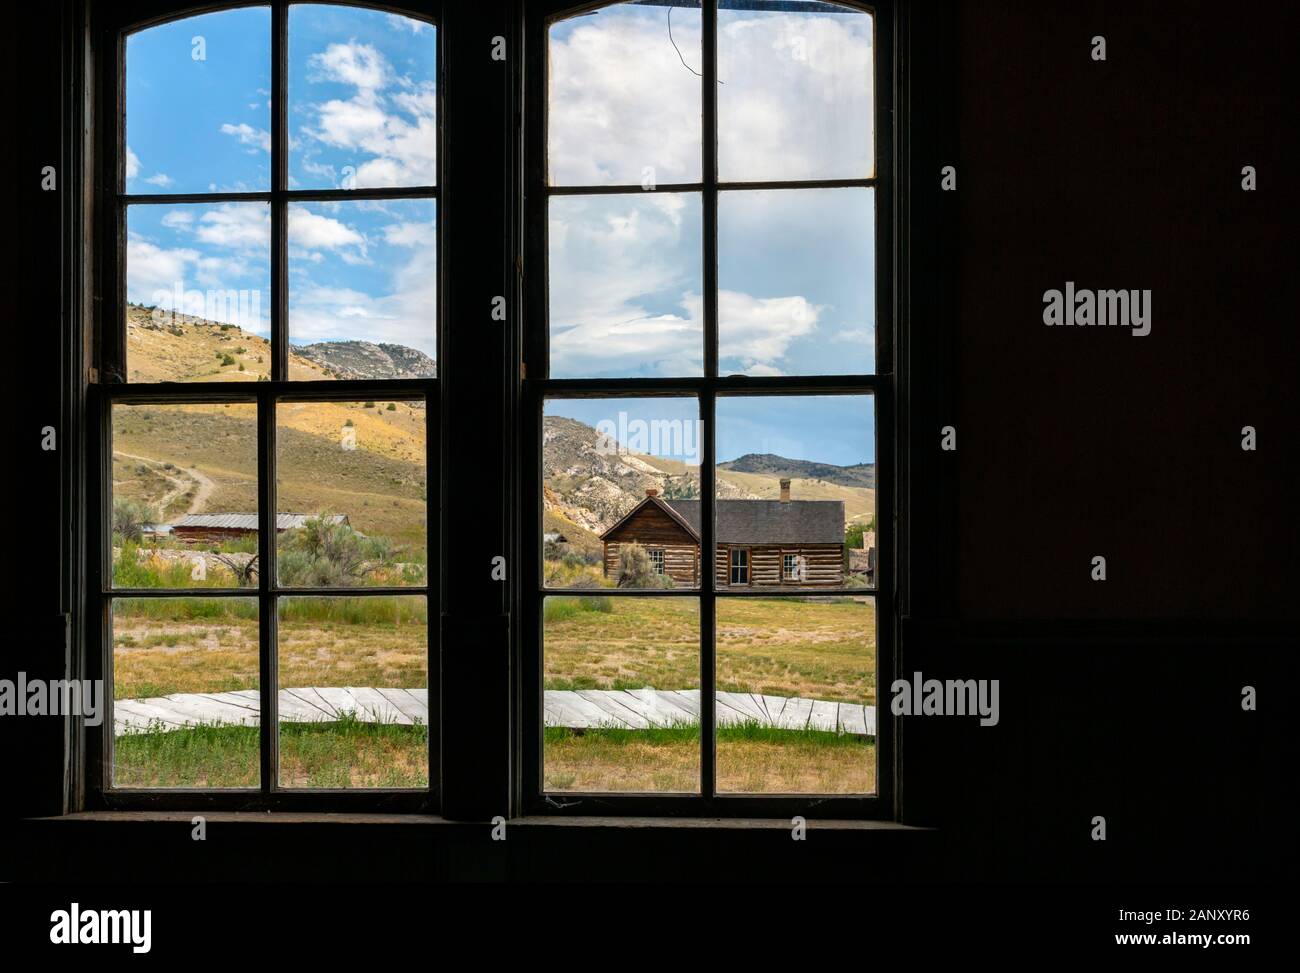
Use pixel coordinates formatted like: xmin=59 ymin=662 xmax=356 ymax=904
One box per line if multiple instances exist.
xmin=715 ymin=691 xmax=765 ymax=724
xmin=545 ymin=691 xmax=616 ymax=728
xmin=778 ymin=696 xmax=815 ymax=731
xmin=807 ymin=698 xmax=839 ymax=732
xmin=376 ymin=687 xmax=428 ymax=725
xmin=838 ymin=703 xmax=867 ymax=736
xmin=573 ymin=690 xmax=649 ymax=729
xmin=759 ymin=694 xmax=791 ymax=725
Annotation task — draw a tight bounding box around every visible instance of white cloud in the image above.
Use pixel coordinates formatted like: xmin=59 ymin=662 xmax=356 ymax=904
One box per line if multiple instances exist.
xmin=126 ymin=237 xmax=199 ymax=297
xmin=126 ymin=146 xmax=141 ymax=179
xmin=143 ymin=173 xmax=174 ymax=187
xmin=717 ymin=11 xmax=873 ymax=180
xmin=716 ymin=290 xmax=821 ymax=372
xmin=383 ymin=220 xmax=436 ymax=247
xmin=546 ymin=7 xmax=872 ymax=184
xmin=160 ymin=210 xmax=194 ymax=229
xmin=548 ymin=7 xmax=702 ymax=185
xmin=220 ymin=122 xmax=272 ymax=154
xmin=310 ymin=41 xmax=389 ymax=92
xmin=386 ymin=14 xmax=429 ymax=34
xmin=288 ymin=238 xmax=435 ymax=356
xmin=288 ymin=208 xmax=366 ymax=254
xmin=299 ymin=40 xmax=437 ymax=188
xmin=194 ymin=205 xmax=270 ymax=251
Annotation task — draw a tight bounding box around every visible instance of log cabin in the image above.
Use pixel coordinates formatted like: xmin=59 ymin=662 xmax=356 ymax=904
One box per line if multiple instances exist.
xmin=599 ymin=481 xmax=845 ymax=588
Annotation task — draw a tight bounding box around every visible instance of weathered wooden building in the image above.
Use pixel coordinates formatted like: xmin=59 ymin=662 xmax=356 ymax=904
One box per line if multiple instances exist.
xmin=599 ymin=481 xmax=845 ymax=588
xmin=169 ymin=513 xmax=348 ymax=546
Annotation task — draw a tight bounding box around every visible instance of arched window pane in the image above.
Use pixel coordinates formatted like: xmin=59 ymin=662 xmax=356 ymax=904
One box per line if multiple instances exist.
xmin=289 ymin=5 xmax=437 ymax=190
xmin=126 ymin=7 xmax=272 ymax=193
xmin=718 ymin=1 xmax=873 ymax=182
xmin=549 ymin=1 xmax=702 ymax=187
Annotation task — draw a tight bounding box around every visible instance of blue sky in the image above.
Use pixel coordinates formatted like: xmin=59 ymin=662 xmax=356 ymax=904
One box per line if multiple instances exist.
xmin=122 ymin=2 xmax=874 ymax=457
xmin=547 ymin=2 xmax=876 ymax=380
xmin=546 ymin=395 xmax=874 ymax=467
xmin=125 ymin=5 xmax=437 ymax=355
xmin=546 ymin=2 xmax=875 ymax=463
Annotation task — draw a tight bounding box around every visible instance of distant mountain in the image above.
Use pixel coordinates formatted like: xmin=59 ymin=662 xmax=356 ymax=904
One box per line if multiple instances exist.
xmin=719 ymin=453 xmax=875 ymax=489
xmin=123 ymin=303 xmax=436 ymax=384
xmin=294 ymin=340 xmax=436 ymax=380
xmin=542 ymin=418 xmax=877 ymax=544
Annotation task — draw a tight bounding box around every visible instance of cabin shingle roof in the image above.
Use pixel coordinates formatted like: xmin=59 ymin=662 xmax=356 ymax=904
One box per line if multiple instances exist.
xmin=664 ymin=499 xmax=844 ymax=545
xmin=171 ymin=513 xmax=347 ymax=530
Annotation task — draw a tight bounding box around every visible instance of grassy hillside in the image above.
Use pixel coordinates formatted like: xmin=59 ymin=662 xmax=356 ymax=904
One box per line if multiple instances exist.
xmin=113 ymin=401 xmax=427 ymax=553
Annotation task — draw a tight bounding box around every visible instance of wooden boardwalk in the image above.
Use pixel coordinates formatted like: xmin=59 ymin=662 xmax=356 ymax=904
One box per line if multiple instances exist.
xmin=113 ymin=687 xmax=876 ymax=738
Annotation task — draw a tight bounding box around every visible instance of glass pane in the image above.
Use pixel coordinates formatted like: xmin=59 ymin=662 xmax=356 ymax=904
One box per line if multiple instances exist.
xmin=277 ymin=596 xmax=428 ymax=788
xmin=718 ymin=1 xmax=873 ymax=182
xmin=289 ymin=5 xmax=437 ymax=189
xmin=543 ymin=397 xmax=701 ymax=589
xmin=549 ymin=193 xmax=703 ymax=377
xmin=549 ymin=2 xmax=701 ymax=186
xmin=127 ymin=203 xmax=271 ymax=382
xmin=544 ymin=595 xmax=700 ymax=793
xmin=715 ymin=596 xmax=876 ymax=794
xmin=716 ymin=394 xmax=875 ymax=589
xmin=275 ymin=399 xmax=427 ymax=587
xmin=287 ymin=199 xmax=437 ymax=378
xmin=126 ymin=7 xmax=272 ymax=193
xmin=111 ymin=402 xmax=259 ymax=590
xmin=112 ymin=597 xmax=259 ymax=788
xmin=718 ymin=187 xmax=874 ymax=375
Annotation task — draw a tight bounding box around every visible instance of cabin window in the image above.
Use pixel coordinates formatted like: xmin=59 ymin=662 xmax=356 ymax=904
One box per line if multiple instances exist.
xmin=648 ymin=549 xmax=667 ymax=575
xmin=729 ymin=548 xmax=750 ymax=585
xmin=527 ymin=0 xmax=891 ymax=815
xmin=94 ymin=3 xmax=439 ymax=807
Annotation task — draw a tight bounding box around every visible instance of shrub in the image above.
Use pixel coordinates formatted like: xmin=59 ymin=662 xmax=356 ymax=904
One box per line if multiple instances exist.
xmin=277 ymin=514 xmax=394 ymax=587
xmin=386 ymin=402 xmax=397 ymax=411
xmin=112 ymin=498 xmax=157 ymax=544
xmin=616 ymin=542 xmax=674 ymax=589
xmin=220 ymin=353 xmax=236 ymax=367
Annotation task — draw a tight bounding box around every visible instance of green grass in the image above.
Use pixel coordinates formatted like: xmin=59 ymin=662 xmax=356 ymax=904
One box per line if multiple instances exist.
xmin=544 ymin=722 xmax=876 ymax=794
xmin=114 ymin=715 xmax=428 ymax=789
xmin=543 ymin=595 xmax=876 ymax=704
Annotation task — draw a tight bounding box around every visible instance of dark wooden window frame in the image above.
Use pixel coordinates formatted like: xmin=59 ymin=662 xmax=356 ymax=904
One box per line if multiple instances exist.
xmin=82 ymin=0 xmax=444 ymax=812
xmin=519 ymin=0 xmax=896 ymax=818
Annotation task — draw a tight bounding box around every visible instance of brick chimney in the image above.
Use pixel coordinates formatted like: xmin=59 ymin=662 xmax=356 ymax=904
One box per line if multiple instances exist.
xmin=779 ymin=478 xmax=791 ymax=502
xmin=645 ymin=488 xmax=659 ymax=498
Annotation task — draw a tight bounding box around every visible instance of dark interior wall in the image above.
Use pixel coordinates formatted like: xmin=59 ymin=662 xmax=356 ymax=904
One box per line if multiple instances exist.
xmin=954 ymin=0 xmax=1298 ymax=619
xmin=1 ymin=0 xmax=1294 ymax=883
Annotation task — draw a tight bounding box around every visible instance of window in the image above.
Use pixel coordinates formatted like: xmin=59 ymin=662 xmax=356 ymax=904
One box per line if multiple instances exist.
xmin=729 ymin=548 xmax=750 ymax=585
xmin=526 ymin=0 xmax=891 ymax=814
xmin=75 ymin=0 xmax=890 ymax=819
xmin=783 ymin=553 xmax=799 ymax=581
xmin=92 ymin=3 xmax=440 ymax=809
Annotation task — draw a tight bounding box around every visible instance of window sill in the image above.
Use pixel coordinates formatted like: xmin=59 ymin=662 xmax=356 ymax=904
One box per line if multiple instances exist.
xmin=31 ymin=811 xmax=929 ymax=833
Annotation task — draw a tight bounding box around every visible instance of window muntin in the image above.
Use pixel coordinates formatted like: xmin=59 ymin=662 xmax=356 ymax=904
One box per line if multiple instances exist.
xmin=531 ymin=0 xmax=888 ymax=813
xmin=101 ymin=4 xmax=439 ymax=805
